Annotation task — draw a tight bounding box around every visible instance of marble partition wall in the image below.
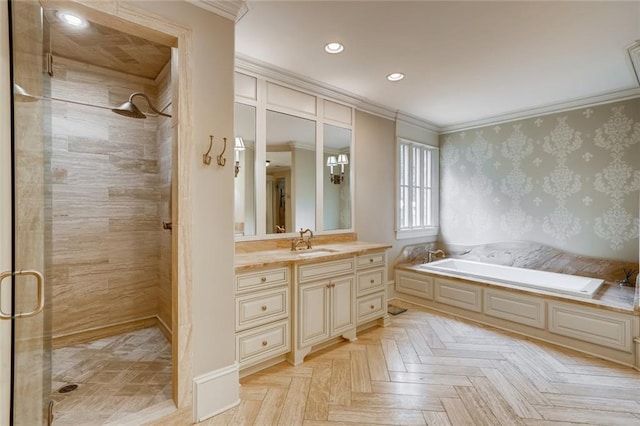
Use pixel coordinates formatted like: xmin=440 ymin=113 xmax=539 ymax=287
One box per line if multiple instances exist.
xmin=439 ymin=98 xmax=640 ymax=262
xmin=50 ymin=56 xmax=171 ymax=345
xmin=156 ymin=61 xmax=173 ymax=339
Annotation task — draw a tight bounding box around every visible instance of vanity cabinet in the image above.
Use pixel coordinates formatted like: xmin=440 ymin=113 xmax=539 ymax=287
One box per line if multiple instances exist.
xmin=234 ymin=266 xmax=291 ymax=369
xmin=292 ymin=257 xmax=357 ymax=364
xmin=355 ymin=251 xmax=388 ymax=324
xmin=299 ymin=275 xmax=355 ymax=346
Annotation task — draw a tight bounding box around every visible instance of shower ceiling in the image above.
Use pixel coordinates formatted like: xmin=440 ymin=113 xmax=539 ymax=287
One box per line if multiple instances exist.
xmin=45 ymin=9 xmax=171 ymax=79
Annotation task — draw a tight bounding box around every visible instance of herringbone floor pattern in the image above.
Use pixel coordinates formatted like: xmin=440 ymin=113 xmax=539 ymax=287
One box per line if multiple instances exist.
xmin=204 ymin=302 xmax=640 ymax=426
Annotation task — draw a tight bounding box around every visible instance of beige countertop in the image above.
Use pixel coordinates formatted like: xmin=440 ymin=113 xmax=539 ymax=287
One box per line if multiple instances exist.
xmin=396 ymin=263 xmax=637 ymax=315
xmin=235 ymin=241 xmax=392 ymax=272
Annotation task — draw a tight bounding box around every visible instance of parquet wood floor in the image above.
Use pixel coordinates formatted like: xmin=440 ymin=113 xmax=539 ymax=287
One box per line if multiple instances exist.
xmin=201 ymin=301 xmax=640 ymax=426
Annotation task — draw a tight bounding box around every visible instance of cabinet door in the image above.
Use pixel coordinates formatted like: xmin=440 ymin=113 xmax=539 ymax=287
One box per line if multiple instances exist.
xmin=331 ymin=276 xmax=355 ymax=336
xmin=299 ymin=281 xmax=330 ymax=347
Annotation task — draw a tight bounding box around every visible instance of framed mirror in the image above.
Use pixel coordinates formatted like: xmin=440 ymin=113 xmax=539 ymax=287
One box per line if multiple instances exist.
xmin=265 ymin=110 xmax=316 ymax=234
xmin=234 ymin=103 xmax=256 ymax=236
xmin=323 ymin=124 xmax=352 ymax=231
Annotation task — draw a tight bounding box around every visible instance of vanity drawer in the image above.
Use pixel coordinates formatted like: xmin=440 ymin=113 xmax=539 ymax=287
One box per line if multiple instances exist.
xmin=236 ymin=319 xmax=290 ymax=365
xmin=357 ymin=291 xmax=386 ymax=324
xmin=235 ymin=287 xmax=289 ymax=331
xmin=236 ymin=266 xmax=290 ymax=294
xmin=357 ymin=252 xmax=386 ymax=269
xmin=357 ymin=268 xmax=385 ymax=296
xmin=298 ymin=257 xmax=355 ymax=283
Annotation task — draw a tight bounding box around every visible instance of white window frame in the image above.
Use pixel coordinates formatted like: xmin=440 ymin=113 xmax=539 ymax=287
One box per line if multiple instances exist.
xmin=395 ymin=138 xmax=439 ymax=240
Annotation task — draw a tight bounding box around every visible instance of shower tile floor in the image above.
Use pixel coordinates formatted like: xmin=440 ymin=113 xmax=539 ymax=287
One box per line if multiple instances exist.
xmin=51 ymin=326 xmax=173 ymax=425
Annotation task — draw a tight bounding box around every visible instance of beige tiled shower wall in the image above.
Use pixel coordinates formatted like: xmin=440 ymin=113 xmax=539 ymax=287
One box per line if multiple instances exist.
xmin=156 ymin=61 xmax=173 ymax=338
xmin=50 ymin=56 xmax=172 ymax=344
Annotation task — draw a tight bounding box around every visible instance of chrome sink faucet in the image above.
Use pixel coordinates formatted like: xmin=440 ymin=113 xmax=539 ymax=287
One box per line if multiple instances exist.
xmin=426 ymin=249 xmax=446 ymax=263
xmin=291 ymin=228 xmax=314 ymax=251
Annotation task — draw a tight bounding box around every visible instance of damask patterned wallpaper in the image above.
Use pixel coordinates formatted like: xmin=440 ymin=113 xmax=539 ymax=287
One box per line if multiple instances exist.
xmin=439 ymin=98 xmax=640 ymax=261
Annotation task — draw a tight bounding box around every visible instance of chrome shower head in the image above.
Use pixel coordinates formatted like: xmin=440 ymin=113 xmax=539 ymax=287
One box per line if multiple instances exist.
xmin=111 ymin=92 xmax=171 ymax=119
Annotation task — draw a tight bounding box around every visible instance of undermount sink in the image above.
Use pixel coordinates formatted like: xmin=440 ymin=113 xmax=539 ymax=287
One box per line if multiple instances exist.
xmin=295 ymin=248 xmax=339 ymax=257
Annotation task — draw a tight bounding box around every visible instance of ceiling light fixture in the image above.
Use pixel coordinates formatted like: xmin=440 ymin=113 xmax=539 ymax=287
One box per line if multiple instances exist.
xmin=56 ymin=11 xmax=88 ymax=28
xmin=324 ymin=42 xmax=344 ymax=54
xmin=387 ymin=72 xmax=404 ymax=82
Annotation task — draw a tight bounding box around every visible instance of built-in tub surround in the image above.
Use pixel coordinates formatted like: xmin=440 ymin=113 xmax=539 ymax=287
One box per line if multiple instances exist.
xmin=50 ymin=56 xmax=172 ymax=347
xmin=419 ymin=258 xmax=604 ymax=298
xmin=393 ymin=241 xmax=640 ymax=368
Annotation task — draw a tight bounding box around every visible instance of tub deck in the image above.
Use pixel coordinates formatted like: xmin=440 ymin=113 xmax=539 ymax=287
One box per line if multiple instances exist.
xmin=396 ymin=262 xmax=637 ymax=314
xmin=394 ymin=241 xmax=639 ymax=314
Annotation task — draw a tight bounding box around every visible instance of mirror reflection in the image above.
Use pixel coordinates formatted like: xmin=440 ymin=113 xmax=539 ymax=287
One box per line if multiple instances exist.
xmin=266 ymin=110 xmax=316 ymax=234
xmin=323 ymin=124 xmax=352 ymax=230
xmin=234 ymin=103 xmax=256 ymax=236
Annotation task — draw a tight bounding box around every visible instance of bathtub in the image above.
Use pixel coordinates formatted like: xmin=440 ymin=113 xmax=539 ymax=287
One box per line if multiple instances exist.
xmin=417 ymin=258 xmax=604 ymax=298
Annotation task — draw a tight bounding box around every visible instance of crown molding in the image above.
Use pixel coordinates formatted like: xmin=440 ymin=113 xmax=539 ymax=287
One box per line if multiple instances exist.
xmin=188 ymin=0 xmax=248 ymax=22
xmin=234 ymin=57 xmax=640 ymax=136
xmin=628 ymin=40 xmax=640 ymax=85
xmin=235 ymin=54 xmax=439 ymax=132
xmin=439 ymin=87 xmax=640 ymax=134
xmin=395 ymin=112 xmax=440 ymax=133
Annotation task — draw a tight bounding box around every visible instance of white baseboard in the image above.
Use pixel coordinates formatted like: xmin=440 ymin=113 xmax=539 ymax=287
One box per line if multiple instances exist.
xmin=193 ymin=362 xmax=240 ymax=422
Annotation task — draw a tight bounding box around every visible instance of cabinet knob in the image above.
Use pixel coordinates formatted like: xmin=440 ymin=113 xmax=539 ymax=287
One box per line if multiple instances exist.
xmin=262 ymin=340 xmax=268 ymax=347
xmin=260 ymin=277 xmax=267 ymax=282
xmin=261 ymin=305 xmax=267 ymax=311
xmin=369 ymin=258 xmax=374 ymax=263
xmin=370 ymin=279 xmax=375 ymax=284
xmin=370 ymin=305 xmax=375 ymax=310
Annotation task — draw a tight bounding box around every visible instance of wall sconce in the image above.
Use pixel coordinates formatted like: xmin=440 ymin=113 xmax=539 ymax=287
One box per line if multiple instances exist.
xmin=327 ymin=153 xmax=349 ymax=184
xmin=234 ymin=137 xmax=245 ymax=177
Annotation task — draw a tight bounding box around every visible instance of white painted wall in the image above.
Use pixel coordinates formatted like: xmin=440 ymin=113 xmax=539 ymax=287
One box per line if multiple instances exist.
xmin=0 ymin=1 xmax=11 ymax=423
xmin=130 ymin=0 xmax=237 ymax=400
xmin=354 ymin=111 xmax=438 ymax=282
xmin=397 ymin=120 xmax=439 ymax=147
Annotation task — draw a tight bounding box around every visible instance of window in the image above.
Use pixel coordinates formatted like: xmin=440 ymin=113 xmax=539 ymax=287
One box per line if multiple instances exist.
xmin=396 ymin=138 xmax=439 ymax=239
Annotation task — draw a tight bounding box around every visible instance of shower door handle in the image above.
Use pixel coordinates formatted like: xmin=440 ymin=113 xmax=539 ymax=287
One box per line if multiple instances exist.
xmin=0 ymin=270 xmax=45 ymax=320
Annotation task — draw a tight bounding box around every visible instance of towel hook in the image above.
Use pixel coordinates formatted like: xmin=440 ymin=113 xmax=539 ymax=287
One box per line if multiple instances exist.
xmin=217 ymin=137 xmax=227 ymax=167
xmin=203 ymin=135 xmax=214 ymax=165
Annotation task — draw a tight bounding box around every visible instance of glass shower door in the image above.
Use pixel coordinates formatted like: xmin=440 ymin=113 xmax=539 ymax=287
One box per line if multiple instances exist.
xmin=3 ymin=0 xmax=53 ymax=424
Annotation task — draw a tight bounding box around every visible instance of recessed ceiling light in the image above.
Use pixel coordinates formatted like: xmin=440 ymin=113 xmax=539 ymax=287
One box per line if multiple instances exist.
xmin=324 ymin=42 xmax=344 ymax=54
xmin=57 ymin=11 xmax=88 ymax=28
xmin=387 ymin=72 xmax=404 ymax=82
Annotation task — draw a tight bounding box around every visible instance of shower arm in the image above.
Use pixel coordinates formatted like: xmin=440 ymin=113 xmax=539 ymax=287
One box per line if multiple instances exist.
xmin=129 ymin=92 xmax=171 ymax=118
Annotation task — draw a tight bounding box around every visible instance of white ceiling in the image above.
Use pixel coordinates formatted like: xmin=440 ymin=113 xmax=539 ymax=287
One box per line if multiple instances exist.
xmin=235 ymin=1 xmax=640 ymax=130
